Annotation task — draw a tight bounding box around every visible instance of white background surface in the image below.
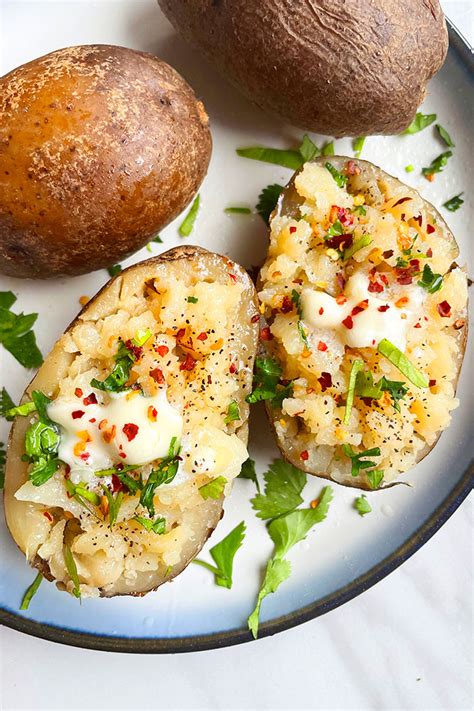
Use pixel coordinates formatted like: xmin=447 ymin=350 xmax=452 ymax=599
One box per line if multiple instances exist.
xmin=0 ymin=1 xmax=472 ymax=710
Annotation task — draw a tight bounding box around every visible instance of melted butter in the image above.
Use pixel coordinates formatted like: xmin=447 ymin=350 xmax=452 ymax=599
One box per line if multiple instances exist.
xmin=47 ymin=390 xmax=183 ymax=482
xmin=302 ymin=271 xmax=425 ymax=351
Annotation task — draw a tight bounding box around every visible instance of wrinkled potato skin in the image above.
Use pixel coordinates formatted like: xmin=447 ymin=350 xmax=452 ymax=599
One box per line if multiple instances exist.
xmin=158 ymin=0 xmax=448 ymax=137
xmin=0 ymin=45 xmax=212 ymax=278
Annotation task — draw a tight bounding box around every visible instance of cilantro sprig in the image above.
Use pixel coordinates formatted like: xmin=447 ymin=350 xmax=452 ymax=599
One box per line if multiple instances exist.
xmin=238 ymin=458 xmax=261 ymax=493
xmin=325 ymin=162 xmax=348 ymax=188
xmin=0 ymin=291 xmax=43 ymax=369
xmin=133 ymin=515 xmax=166 ymax=535
xmin=417 ymin=264 xmax=443 ymax=294
xmin=24 ymin=391 xmax=62 ymax=487
xmin=256 ymin=184 xmax=284 ymax=224
xmin=342 ymin=444 xmax=382 ymax=479
xmin=91 ymin=330 xmax=151 ymax=392
xmin=356 ymin=370 xmax=408 ymax=412
xmin=194 ymin=521 xmax=246 ymax=589
xmin=199 ymin=476 xmax=227 ymax=500
xmin=354 ymin=495 xmax=372 ymax=516
xmin=140 ymin=437 xmax=181 ymax=515
xmin=238 ymin=134 xmax=335 ymax=172
xmin=251 ymin=459 xmax=306 ymax=520
xmin=246 ymin=357 xmax=293 ymax=406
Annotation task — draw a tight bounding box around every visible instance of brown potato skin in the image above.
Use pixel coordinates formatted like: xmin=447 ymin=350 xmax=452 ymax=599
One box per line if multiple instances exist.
xmin=0 ymin=45 xmax=212 ymax=278
xmin=158 ymin=0 xmax=448 ymax=137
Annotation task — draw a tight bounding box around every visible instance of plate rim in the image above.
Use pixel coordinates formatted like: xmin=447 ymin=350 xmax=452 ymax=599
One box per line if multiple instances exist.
xmin=1 ymin=21 xmax=473 ymax=654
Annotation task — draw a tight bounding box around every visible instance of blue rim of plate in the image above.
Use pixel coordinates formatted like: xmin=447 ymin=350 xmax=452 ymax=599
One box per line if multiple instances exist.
xmin=1 ymin=21 xmax=473 ymax=654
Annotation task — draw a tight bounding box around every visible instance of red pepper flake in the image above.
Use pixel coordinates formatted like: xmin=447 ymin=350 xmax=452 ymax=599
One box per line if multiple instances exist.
xmin=150 ymin=368 xmax=165 ymax=384
xmin=317 ymin=341 xmax=328 ymax=352
xmin=83 ymin=393 xmax=98 ymax=406
xmin=318 ymin=372 xmax=332 ymax=391
xmin=380 ymin=274 xmax=389 ymax=286
xmin=229 ymin=273 xmax=237 ymax=283
xmin=345 ymin=160 xmax=360 ymax=176
xmin=280 ymin=295 xmax=293 ymax=313
xmin=74 ymin=387 xmax=83 ymax=398
xmin=326 ymin=233 xmax=353 ymax=251
xmin=393 ymin=196 xmax=412 ymax=207
xmin=229 ymin=362 xmax=237 ymax=374
xmin=125 ymin=339 xmax=143 ymax=361
xmin=337 ymin=206 xmax=354 ymax=227
xmin=413 ymin=214 xmax=422 ymax=227
xmin=368 ymin=280 xmax=384 ymax=293
xmin=79 ymin=452 xmax=90 ymax=462
xmin=426 ymin=248 xmax=433 ymax=258
xmin=342 ymin=315 xmax=354 ymax=329
xmin=251 ymin=314 xmax=260 ymax=323
xmin=335 ymin=294 xmax=347 ymax=305
xmin=426 ymin=224 xmax=435 ymax=234
xmin=180 ymin=353 xmax=196 ymax=371
xmin=437 ymin=300 xmax=451 ymax=318
xmin=148 ymin=406 xmax=158 ymax=422
xmin=111 ymin=474 xmax=124 ymax=493
xmin=395 ymin=262 xmax=420 ymax=285
xmin=43 ymin=511 xmax=53 ymax=522
xmin=155 ymin=345 xmax=169 ymax=357
xmin=289 ymin=226 xmax=297 ymax=234
xmin=72 ymin=410 xmax=84 ymax=419
xmin=260 ymin=326 xmax=273 ymax=341
xmin=429 ymin=379 xmax=437 ymax=387
xmin=176 ymin=328 xmax=186 ymax=339
xmin=351 ymin=299 xmax=369 ymax=317
xmin=123 ymin=423 xmax=139 ymax=441
xmin=318 ymin=307 xmax=324 ymax=315
xmin=197 ymin=331 xmax=208 ymax=341
xmin=378 ymin=305 xmax=390 ymax=312
xmin=382 ymin=250 xmax=394 ymax=259
xmin=300 ymin=450 xmax=309 ymax=462
xmin=292 ymin=278 xmax=303 ymax=285
xmin=119 ymin=452 xmax=127 ymax=459
xmin=414 ymin=322 xmax=421 ymax=328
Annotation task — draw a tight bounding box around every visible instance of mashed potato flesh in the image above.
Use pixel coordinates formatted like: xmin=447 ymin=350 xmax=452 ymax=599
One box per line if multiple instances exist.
xmin=259 ymin=161 xmax=467 ymax=486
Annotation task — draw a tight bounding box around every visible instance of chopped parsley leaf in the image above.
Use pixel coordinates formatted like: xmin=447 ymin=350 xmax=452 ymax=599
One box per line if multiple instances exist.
xmin=107 ymin=264 xmax=122 ymax=277
xmin=224 ymin=206 xmax=252 ymax=214
xmin=187 ymin=296 xmax=199 ymax=303
xmin=178 ymin=194 xmax=200 ymax=237
xmin=248 ymin=557 xmax=291 ymax=639
xmin=403 ymin=112 xmax=436 ymax=134
xmin=342 ymin=444 xmax=382 ymax=478
xmin=246 ymin=356 xmax=292 ymax=406
xmin=102 ymin=486 xmax=124 ymax=528
xmin=422 ymin=151 xmax=452 ymax=178
xmin=343 ymin=234 xmax=372 ymax=260
xmin=344 ymin=359 xmax=364 ymax=425
xmin=237 ymin=145 xmax=303 ymax=170
xmin=91 ymin=331 xmax=150 ymax=392
xmin=417 ymin=264 xmax=443 ymax=294
xmin=20 ymin=572 xmax=43 ymax=611
xmin=194 ymin=520 xmax=246 ymax=589
xmin=354 ymin=495 xmax=372 ymax=516
xmin=353 ymin=136 xmax=366 ymax=158
xmin=367 ymin=470 xmax=384 ymax=490
xmin=251 ymin=459 xmax=306 ymax=520
xmin=0 ymin=292 xmax=43 ymax=368
xmin=224 ymin=400 xmax=240 ymax=424
xmin=299 ymin=134 xmax=319 ymax=161
xmin=325 ymin=161 xmax=348 ymax=188
xmin=443 ymin=193 xmax=464 ymax=212
xmin=238 ymin=457 xmax=260 ymax=493
xmin=0 ymin=387 xmax=16 ymax=420
xmin=198 ymin=476 xmax=227 ymax=500
xmin=326 ymin=220 xmax=344 ymax=238
xmin=256 ymin=184 xmax=284 ymax=224
xmin=435 ymin=123 xmax=454 ymax=148
xmin=356 ymin=370 xmax=408 ymax=412
xmin=139 ymin=437 xmax=180 ymax=515
xmin=152 ymin=234 xmax=162 ymax=243
xmin=377 ymin=339 xmax=428 ymax=388
xmin=321 ymin=140 xmax=335 ymax=156
xmin=351 ymin=204 xmax=367 ymax=216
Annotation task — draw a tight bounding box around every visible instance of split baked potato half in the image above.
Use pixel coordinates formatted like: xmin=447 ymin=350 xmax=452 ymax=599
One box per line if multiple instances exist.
xmin=256 ymin=157 xmax=468 ymax=490
xmin=4 ymin=246 xmax=259 ymax=597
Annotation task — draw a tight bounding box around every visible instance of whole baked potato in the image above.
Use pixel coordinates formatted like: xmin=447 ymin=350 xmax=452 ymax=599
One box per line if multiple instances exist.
xmin=4 ymin=247 xmax=259 ymax=597
xmin=159 ymin=0 xmax=448 ymax=137
xmin=255 ymin=157 xmax=467 ymax=490
xmin=0 ymin=46 xmax=212 ymax=278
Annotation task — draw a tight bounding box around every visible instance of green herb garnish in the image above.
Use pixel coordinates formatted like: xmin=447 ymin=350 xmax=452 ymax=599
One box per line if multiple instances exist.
xmin=343 ymin=234 xmax=372 ymax=260
xmin=0 ymin=387 xmax=16 ymax=420
xmin=291 ymin=289 xmax=310 ymax=349
xmin=405 ymin=164 xmax=414 ymax=173
xmin=224 ymin=400 xmax=240 ymax=424
xmin=107 ymin=264 xmax=122 ymax=277
xmin=256 ymin=184 xmax=284 ymax=224
xmin=321 ymin=140 xmax=335 ymax=156
xmin=251 ymin=459 xmax=306 ymax=521
xmin=354 ymin=495 xmax=372 ymax=516
xmin=187 ymin=296 xmax=199 ymax=303
xmin=342 ymin=444 xmax=382 ymax=478
xmin=0 ymin=292 xmax=43 ymax=368
xmin=23 ymin=391 xmax=62 ymax=487
xmin=367 ymin=470 xmax=384 ymax=490
xmin=64 ymin=545 xmax=81 ymax=598
xmin=91 ymin=331 xmax=151 ymax=392
xmin=133 ymin=515 xmax=166 ymax=535
xmin=198 ymin=476 xmax=227 ymax=500
xmin=422 ymin=151 xmax=452 ymax=178
xmin=139 ymin=437 xmax=180 ymax=516
xmin=403 ymin=113 xmax=436 ymax=134
xmin=237 ymin=145 xmax=303 ymax=170
xmin=351 ymin=204 xmax=367 ymax=216
xmin=20 ymin=572 xmax=43 ymax=611
xmin=224 ymin=207 xmax=252 ymax=214
xmin=443 ymin=193 xmax=464 ymax=212
xmin=325 ymin=162 xmax=348 ymax=188
xmin=356 ymin=370 xmax=408 ymax=412
xmin=246 ymin=356 xmax=292 ymax=406
xmin=238 ymin=457 xmax=260 ymax=493
xmin=344 ymin=359 xmax=364 ymax=425
xmin=299 ymin=134 xmax=319 ymax=161
xmin=152 ymin=234 xmax=162 ymax=243
xmin=353 ymin=136 xmax=365 ymax=158
xmin=326 ymin=220 xmax=344 ymax=238
xmin=248 ymin=557 xmax=291 ymax=639
xmin=102 ymin=486 xmax=124 ymax=528
xmin=417 ymin=264 xmax=443 ymax=294
xmin=178 ymin=194 xmax=200 ymax=237
xmin=377 ymin=339 xmax=428 ymax=388
xmin=435 ymin=124 xmax=454 ymax=148
xmin=194 ymin=521 xmax=246 ymax=589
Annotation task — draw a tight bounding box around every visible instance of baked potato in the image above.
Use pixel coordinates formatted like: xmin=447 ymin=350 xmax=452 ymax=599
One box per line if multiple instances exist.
xmin=4 ymin=246 xmax=259 ymax=597
xmin=158 ymin=0 xmax=448 ymax=137
xmin=256 ymin=157 xmax=467 ymax=490
xmin=0 ymin=45 xmax=211 ymax=278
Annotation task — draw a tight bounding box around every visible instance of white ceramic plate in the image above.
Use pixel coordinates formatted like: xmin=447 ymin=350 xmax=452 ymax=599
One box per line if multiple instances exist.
xmin=0 ymin=1 xmax=472 ymax=652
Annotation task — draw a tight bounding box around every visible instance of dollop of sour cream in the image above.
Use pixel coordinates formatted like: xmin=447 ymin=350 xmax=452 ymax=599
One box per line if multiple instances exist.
xmin=302 ymin=271 xmax=425 ymax=351
xmin=47 ymin=389 xmax=183 ymax=483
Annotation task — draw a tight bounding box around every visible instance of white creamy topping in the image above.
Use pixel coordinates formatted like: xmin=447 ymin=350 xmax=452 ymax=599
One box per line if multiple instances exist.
xmin=302 ymin=271 xmax=425 ymax=351
xmin=47 ymin=389 xmax=183 ymax=483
